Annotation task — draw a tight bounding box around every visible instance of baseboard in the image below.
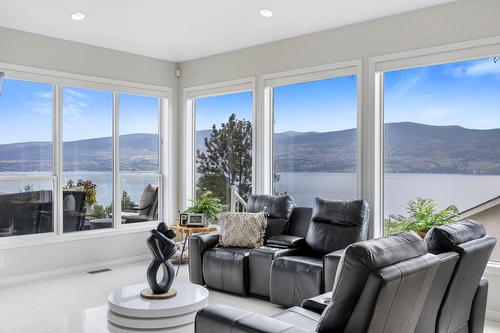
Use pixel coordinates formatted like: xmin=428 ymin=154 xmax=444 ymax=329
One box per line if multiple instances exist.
xmin=0 ymin=254 xmax=150 ymax=287
xmin=486 ymin=310 xmax=500 ymax=323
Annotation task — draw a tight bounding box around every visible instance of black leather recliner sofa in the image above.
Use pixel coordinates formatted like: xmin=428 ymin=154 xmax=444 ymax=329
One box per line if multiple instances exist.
xmin=195 ymin=232 xmax=440 ymax=333
xmin=189 ymin=195 xmax=369 ymax=306
xmin=292 ymin=220 xmax=495 ymax=333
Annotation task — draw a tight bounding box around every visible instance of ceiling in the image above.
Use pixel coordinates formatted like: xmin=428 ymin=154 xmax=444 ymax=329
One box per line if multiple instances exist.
xmin=0 ymin=0 xmax=458 ymax=62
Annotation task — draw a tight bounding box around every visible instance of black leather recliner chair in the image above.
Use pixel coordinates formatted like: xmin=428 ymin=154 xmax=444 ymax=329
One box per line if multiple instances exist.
xmin=195 ymin=232 xmax=439 ymax=333
xmin=415 ymin=220 xmax=496 ymax=333
xmin=269 ymin=197 xmax=369 ymax=306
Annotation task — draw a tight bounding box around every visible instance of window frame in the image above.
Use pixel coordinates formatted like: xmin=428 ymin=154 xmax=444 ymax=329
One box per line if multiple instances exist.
xmin=183 ymin=77 xmax=256 ymax=209
xmin=0 ymin=63 xmax=172 ymax=249
xmin=115 ymin=92 xmax=164 ymax=228
xmin=260 ymin=60 xmax=363 ymax=201
xmin=369 ymin=36 xmax=500 ymax=242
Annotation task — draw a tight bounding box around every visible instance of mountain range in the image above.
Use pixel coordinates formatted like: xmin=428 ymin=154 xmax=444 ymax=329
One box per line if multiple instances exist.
xmin=2 ymin=123 xmax=500 ymax=174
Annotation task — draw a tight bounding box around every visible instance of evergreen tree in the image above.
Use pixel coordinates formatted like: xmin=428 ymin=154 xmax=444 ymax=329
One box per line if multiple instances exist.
xmin=196 ymin=114 xmax=252 ymax=206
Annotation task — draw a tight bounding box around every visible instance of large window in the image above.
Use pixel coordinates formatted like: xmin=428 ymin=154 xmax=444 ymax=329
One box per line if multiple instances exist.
xmin=272 ymin=75 xmax=358 ymax=206
xmin=0 ymin=78 xmax=54 ymax=237
xmin=194 ymin=91 xmax=253 ymax=211
xmin=119 ymin=93 xmax=161 ymax=224
xmin=382 ymin=57 xmax=500 ymax=260
xmin=62 ymin=87 xmax=113 ymax=233
xmin=0 ymin=73 xmax=166 ymax=239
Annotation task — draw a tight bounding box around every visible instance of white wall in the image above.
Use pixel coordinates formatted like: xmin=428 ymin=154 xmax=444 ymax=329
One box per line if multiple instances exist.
xmin=178 ymin=0 xmax=500 ymax=318
xmin=0 ymin=27 xmax=180 ymax=282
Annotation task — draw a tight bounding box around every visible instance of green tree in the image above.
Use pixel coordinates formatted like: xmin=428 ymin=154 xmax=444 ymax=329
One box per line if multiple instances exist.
xmin=121 ymin=191 xmax=136 ymax=211
xmin=196 ymin=114 xmax=252 ymax=207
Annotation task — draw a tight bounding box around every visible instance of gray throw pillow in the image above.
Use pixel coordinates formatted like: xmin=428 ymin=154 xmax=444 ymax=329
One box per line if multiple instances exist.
xmin=218 ymin=212 xmax=268 ymax=248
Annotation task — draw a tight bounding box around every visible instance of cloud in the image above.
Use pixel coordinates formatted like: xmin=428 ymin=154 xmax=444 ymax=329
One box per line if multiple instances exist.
xmin=422 ymin=106 xmax=454 ymax=118
xmin=26 ymin=90 xmax=53 ymax=116
xmin=64 ymin=88 xmax=88 ymax=99
xmin=35 ymin=91 xmax=53 ymax=99
xmin=387 ymin=67 xmax=428 ymax=102
xmin=448 ymin=58 xmax=500 ymax=78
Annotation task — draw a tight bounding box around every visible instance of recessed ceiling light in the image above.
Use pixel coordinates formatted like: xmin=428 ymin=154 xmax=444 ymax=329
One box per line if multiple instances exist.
xmin=259 ymin=8 xmax=274 ymax=18
xmin=70 ymin=11 xmax=86 ymax=21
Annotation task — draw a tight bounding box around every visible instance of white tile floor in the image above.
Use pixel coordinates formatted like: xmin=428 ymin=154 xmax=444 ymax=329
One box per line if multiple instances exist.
xmin=0 ymin=260 xmax=499 ymax=333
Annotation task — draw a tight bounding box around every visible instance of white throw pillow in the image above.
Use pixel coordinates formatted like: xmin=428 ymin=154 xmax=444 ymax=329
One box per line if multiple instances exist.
xmin=218 ymin=212 xmax=268 ymax=248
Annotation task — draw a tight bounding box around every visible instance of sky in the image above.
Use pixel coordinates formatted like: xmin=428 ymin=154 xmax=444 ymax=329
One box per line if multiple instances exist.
xmin=385 ymin=57 xmax=500 ymax=129
xmin=0 ymin=82 xmax=159 ymax=144
xmin=195 ymin=91 xmax=253 ymax=130
xmin=1 ymin=56 xmax=500 ymax=145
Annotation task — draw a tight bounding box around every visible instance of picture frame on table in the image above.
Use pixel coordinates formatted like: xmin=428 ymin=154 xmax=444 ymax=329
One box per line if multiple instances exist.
xmin=187 ymin=213 xmax=205 ymax=227
xmin=179 ymin=213 xmax=189 ymax=226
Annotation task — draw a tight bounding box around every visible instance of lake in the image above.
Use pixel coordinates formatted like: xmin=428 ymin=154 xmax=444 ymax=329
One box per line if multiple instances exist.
xmin=2 ymin=172 xmax=500 ymax=217
xmin=274 ymin=172 xmax=500 ymax=217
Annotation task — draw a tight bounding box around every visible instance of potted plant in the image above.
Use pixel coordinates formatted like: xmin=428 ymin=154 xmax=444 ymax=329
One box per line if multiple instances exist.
xmin=65 ymin=179 xmax=97 ymax=212
xmin=185 ymin=191 xmax=222 ymax=224
xmin=388 ymin=198 xmax=459 ymax=238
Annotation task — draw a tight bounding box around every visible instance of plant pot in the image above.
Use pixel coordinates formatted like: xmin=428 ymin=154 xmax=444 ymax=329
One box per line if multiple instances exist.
xmin=416 ymin=231 xmax=427 ymax=239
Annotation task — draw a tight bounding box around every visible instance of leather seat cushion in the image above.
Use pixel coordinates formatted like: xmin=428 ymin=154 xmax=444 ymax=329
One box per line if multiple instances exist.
xmin=272 ymin=306 xmax=321 ymax=331
xmin=270 ymin=256 xmax=323 ymax=307
xmin=202 ymin=247 xmax=250 ymax=295
xmin=425 ymin=220 xmax=486 ymax=253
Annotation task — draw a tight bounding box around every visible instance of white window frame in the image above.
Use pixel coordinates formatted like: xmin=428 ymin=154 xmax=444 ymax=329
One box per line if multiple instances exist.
xmin=260 ymin=60 xmax=363 ymax=201
xmin=183 ymin=77 xmax=256 ymax=209
xmin=368 ymin=36 xmax=500 ymax=240
xmin=115 ymin=92 xmax=165 ymax=229
xmin=0 ymin=63 xmax=172 ymax=249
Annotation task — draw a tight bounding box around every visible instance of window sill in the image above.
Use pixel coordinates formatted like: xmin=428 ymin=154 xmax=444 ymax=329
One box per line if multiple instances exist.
xmin=0 ymin=223 xmax=158 ymax=250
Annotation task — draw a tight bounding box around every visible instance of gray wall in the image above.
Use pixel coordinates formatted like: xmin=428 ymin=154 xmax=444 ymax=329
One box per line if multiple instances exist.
xmin=0 ymin=27 xmax=177 ymax=86
xmin=0 ymin=27 xmax=179 ymax=281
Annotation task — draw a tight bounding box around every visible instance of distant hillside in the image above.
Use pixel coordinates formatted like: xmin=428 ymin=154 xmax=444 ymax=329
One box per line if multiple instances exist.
xmin=2 ymin=123 xmax=500 ymax=174
xmin=197 ymin=122 xmax=500 ymax=174
xmin=0 ymin=133 xmax=159 ymax=172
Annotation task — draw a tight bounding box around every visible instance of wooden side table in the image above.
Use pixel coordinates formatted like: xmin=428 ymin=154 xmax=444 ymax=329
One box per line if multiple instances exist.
xmin=170 ymin=225 xmax=217 ymax=276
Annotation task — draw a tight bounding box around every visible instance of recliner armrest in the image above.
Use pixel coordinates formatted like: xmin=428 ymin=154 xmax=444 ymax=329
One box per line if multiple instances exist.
xmin=323 ymin=249 xmax=344 ymax=292
xmin=267 ymin=235 xmax=305 ymax=249
xmin=469 ymin=277 xmax=489 ymax=333
xmin=195 ymin=304 xmax=309 ymax=333
xmin=301 ymin=291 xmax=333 ymax=314
xmin=188 ymin=232 xmax=219 ymax=285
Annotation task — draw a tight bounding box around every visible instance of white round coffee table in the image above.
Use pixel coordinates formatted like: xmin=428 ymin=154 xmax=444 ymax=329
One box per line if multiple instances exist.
xmin=107 ymin=280 xmax=209 ymax=332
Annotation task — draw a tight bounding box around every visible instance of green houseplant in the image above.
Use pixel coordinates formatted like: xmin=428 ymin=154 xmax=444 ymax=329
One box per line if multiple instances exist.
xmin=185 ymin=191 xmax=222 ymax=222
xmin=387 ymin=198 xmax=459 ymax=237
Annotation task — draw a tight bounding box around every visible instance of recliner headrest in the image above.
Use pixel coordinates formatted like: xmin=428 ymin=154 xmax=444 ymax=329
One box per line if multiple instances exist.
xmin=425 ymin=220 xmax=486 ymax=253
xmin=247 ymin=194 xmax=295 ymax=220
xmin=311 ymin=197 xmax=368 ymax=227
xmin=345 ymin=231 xmax=426 ymax=270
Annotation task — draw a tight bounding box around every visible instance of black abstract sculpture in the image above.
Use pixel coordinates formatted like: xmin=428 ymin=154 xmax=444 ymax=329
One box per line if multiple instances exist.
xmin=143 ymin=222 xmax=177 ymax=299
